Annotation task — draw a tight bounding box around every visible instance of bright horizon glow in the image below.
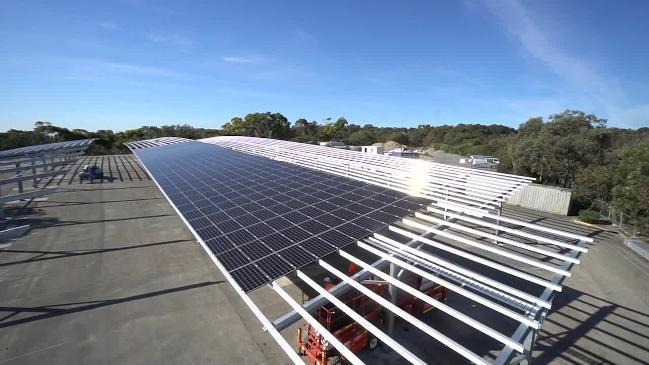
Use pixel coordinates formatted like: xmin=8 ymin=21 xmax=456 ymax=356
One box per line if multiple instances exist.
xmin=1 ymin=0 xmax=648 ymax=132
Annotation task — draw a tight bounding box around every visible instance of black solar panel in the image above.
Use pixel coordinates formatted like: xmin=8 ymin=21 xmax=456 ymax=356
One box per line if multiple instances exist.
xmin=135 ymin=141 xmax=429 ymax=292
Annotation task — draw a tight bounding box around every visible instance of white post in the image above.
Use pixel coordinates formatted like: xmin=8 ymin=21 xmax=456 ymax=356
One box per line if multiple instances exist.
xmin=15 ymin=161 xmax=23 ymax=193
xmin=387 ymin=262 xmax=398 ymax=338
xmin=494 ymin=202 xmax=502 ymax=242
xmin=32 ymin=160 xmax=38 ymax=188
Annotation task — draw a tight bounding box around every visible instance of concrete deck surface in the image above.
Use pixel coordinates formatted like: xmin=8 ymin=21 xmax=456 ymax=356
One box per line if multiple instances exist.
xmin=1 ymin=155 xmax=647 ymax=365
xmin=0 ymin=155 xmax=290 ymax=365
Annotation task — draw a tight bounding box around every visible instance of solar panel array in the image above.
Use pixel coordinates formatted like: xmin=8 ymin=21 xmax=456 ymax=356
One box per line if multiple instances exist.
xmin=0 ymin=138 xmax=96 ymax=159
xmin=135 ymin=141 xmax=429 ymax=292
xmin=126 ymin=137 xmax=190 ymax=150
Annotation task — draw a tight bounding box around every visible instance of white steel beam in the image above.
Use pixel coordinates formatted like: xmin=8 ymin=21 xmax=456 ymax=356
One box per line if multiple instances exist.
xmin=0 ymin=159 xmax=74 ymax=173
xmin=435 ymin=201 xmax=594 ymax=243
xmin=271 ymin=282 xmax=365 ymax=365
xmin=296 ymin=270 xmax=427 ymax=365
xmin=390 ymin=225 xmax=563 ymax=291
xmin=357 ymin=241 xmax=541 ymax=328
xmin=401 ymin=219 xmax=571 ymax=277
xmin=0 ymin=187 xmax=59 ymax=204
xmin=202 ymin=137 xmax=528 ymax=206
xmin=373 ymin=233 xmax=555 ymax=306
xmin=339 ymin=250 xmax=526 ymax=352
xmin=0 ymin=169 xmax=70 ymax=185
xmin=318 ymin=260 xmax=492 ymax=365
xmin=415 ymin=212 xmax=580 ymax=264
xmin=272 ymin=213 xmax=464 ymax=332
xmin=426 ymin=206 xmax=586 ymax=252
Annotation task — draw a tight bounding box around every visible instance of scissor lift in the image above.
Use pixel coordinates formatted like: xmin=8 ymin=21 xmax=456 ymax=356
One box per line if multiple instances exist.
xmin=299 ymin=270 xmax=448 ymax=365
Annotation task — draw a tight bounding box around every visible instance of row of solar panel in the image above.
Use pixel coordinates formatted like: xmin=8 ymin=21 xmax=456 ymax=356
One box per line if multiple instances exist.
xmin=0 ymin=138 xmax=96 ymax=158
xmin=136 ymin=141 xmax=428 ymax=292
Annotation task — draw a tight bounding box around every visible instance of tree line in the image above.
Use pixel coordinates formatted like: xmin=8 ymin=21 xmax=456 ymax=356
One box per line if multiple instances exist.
xmin=0 ymin=121 xmax=222 ymax=155
xmin=1 ymin=110 xmax=647 ymax=232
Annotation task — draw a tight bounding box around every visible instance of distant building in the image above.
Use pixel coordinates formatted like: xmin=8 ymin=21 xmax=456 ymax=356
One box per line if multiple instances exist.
xmin=319 ymin=141 xmax=345 ymax=147
xmin=385 ymin=147 xmax=421 ymax=158
xmin=361 ymin=145 xmax=384 ymax=154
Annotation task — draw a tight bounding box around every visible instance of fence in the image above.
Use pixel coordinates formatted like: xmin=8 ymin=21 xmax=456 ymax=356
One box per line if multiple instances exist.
xmin=592 ymin=200 xmax=648 ymax=237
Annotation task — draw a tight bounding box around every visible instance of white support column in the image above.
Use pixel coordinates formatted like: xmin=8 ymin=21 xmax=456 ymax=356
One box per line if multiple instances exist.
xmin=339 ymin=250 xmax=526 ymax=352
xmin=318 ymin=260 xmax=492 ymax=365
xmin=387 ymin=261 xmax=397 ymax=338
xmin=271 ymin=282 xmax=365 ymax=365
xmin=15 ymin=161 xmax=23 ymax=193
xmin=495 ymin=202 xmax=502 ymax=242
xmin=31 ymin=159 xmax=38 ymax=188
xmin=296 ymin=270 xmax=427 ymax=365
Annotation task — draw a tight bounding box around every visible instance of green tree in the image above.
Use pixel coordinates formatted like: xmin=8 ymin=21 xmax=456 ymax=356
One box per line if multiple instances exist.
xmin=334 ymin=117 xmax=348 ymax=140
xmin=574 ymin=165 xmax=616 ymax=204
xmin=320 ymin=123 xmax=337 ymax=141
xmin=348 ymin=130 xmax=376 ymax=146
xmin=612 ymin=140 xmax=649 ymax=230
xmin=387 ymin=131 xmax=409 ymax=145
xmin=334 ymin=117 xmax=348 ymax=130
xmin=244 ymin=112 xmax=291 ymax=139
xmin=501 ymin=112 xmax=605 ymax=187
xmin=292 ymin=118 xmax=319 ymax=141
xmin=221 ymin=117 xmax=248 ymax=136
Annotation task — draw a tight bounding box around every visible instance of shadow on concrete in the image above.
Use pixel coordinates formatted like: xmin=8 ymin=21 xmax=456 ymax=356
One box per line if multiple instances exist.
xmin=73 ymin=186 xmax=157 ymax=192
xmin=0 ymin=280 xmax=225 ymax=328
xmin=37 ymin=197 xmax=164 ymax=208
xmin=0 ymin=206 xmax=46 ymax=231
xmin=534 ymin=286 xmax=649 ymax=365
xmin=0 ymin=238 xmax=193 ymax=267
xmin=18 ymin=213 xmax=176 ymax=229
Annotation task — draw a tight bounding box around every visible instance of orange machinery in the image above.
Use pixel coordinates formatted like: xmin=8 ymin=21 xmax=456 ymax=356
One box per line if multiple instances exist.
xmin=297 ymin=264 xmax=448 ymax=365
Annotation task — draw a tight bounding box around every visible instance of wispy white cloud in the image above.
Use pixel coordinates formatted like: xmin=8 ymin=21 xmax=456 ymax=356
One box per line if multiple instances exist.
xmin=67 ymin=59 xmax=184 ymax=80
xmin=96 ymin=21 xmax=119 ymax=30
xmin=102 ymin=61 xmax=182 ymax=77
xmin=146 ymin=32 xmax=194 ymax=48
xmin=481 ymin=0 xmax=648 ymax=126
xmin=221 ymin=56 xmax=256 ymax=64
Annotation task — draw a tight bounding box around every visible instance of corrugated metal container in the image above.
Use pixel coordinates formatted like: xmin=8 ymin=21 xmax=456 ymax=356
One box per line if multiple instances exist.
xmin=506 ymin=183 xmax=572 ymax=215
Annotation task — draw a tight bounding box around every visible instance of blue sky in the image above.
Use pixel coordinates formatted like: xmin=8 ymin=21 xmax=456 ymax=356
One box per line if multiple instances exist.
xmin=1 ymin=0 xmax=648 ymax=132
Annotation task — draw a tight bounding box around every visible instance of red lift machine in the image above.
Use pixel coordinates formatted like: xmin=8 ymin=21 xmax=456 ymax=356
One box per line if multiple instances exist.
xmin=297 ymin=264 xmax=449 ymax=365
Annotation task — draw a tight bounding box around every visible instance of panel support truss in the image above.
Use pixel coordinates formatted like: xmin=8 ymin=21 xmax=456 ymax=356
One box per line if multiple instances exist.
xmin=126 ymin=136 xmax=594 ymax=365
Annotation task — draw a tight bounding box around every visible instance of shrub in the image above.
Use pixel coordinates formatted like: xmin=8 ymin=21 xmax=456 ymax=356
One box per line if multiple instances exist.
xmin=578 ymin=209 xmax=600 ymax=223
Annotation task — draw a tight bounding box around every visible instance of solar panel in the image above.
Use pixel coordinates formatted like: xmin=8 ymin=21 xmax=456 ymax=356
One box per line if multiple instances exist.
xmin=0 ymin=138 xmax=96 ymax=158
xmin=134 ymin=141 xmax=429 ymax=292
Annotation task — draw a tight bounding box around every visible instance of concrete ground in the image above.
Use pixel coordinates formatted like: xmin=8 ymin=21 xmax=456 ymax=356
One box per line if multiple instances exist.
xmin=1 ymin=155 xmax=648 ymax=365
xmin=0 ymin=155 xmax=291 ymax=365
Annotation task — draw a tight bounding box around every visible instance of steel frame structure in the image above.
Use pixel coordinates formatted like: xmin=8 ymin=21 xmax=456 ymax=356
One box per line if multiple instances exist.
xmin=0 ymin=138 xmax=96 ymax=159
xmin=1 ymin=139 xmax=95 ymax=237
xmin=128 ymin=136 xmax=593 ymax=365
xmin=126 ymin=137 xmax=190 ymax=150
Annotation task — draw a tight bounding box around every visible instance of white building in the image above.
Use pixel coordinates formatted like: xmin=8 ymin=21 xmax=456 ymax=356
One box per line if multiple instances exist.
xmin=361 ymin=145 xmax=384 ymax=154
xmin=319 ymin=141 xmax=345 ymax=147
